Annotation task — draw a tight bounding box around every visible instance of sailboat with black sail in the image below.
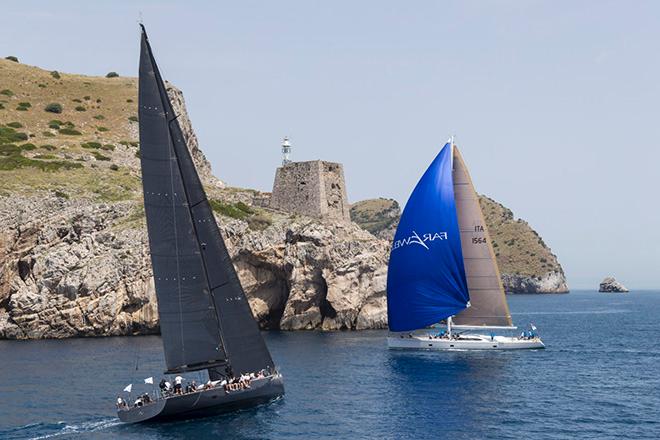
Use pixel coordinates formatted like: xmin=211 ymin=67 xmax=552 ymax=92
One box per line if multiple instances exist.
xmin=117 ymin=25 xmax=284 ymax=423
xmin=386 ymin=139 xmax=544 ymax=350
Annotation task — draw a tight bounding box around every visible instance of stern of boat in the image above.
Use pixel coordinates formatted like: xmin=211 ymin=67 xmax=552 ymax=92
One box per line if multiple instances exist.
xmin=117 ymin=398 xmax=167 ymax=423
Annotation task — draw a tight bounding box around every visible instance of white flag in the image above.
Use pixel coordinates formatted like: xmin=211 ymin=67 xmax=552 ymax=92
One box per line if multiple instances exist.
xmin=144 ymin=377 xmax=154 ymax=384
xmin=123 ymin=384 xmax=132 ymax=393
xmin=531 ymin=324 xmax=537 ymax=331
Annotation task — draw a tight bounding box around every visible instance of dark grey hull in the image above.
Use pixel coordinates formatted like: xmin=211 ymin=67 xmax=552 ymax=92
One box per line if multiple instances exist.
xmin=117 ymin=375 xmax=284 ymax=424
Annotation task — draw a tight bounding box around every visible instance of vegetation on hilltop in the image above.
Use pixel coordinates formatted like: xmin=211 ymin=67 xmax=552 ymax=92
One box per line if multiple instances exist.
xmin=349 ymin=198 xmax=400 ymax=235
xmin=479 ymin=196 xmax=563 ymax=278
xmin=0 ymin=58 xmax=140 ymax=201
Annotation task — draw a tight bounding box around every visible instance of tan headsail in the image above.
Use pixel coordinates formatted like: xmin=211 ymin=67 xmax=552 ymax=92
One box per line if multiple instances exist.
xmin=451 ymin=145 xmax=513 ymax=327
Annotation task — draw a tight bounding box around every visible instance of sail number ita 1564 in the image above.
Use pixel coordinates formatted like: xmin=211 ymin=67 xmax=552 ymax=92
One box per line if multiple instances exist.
xmin=472 ymin=225 xmax=486 ymax=244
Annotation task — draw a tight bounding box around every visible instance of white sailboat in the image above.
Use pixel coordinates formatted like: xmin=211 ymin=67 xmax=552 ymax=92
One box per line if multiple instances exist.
xmin=386 ymin=139 xmax=544 ymax=350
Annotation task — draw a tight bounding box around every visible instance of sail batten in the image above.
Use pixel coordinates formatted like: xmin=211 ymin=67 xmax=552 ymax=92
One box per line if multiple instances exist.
xmin=139 ymin=25 xmax=275 ymax=375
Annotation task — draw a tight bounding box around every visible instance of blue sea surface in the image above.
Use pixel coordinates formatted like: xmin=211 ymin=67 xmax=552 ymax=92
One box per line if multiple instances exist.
xmin=1 ymin=290 xmax=659 ymax=439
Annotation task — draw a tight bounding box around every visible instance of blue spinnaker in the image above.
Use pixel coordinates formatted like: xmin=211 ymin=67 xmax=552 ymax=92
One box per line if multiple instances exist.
xmin=386 ymin=142 xmax=469 ymax=332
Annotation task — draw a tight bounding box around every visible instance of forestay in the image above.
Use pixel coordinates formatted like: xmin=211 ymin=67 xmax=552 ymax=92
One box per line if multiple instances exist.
xmin=138 ymin=25 xmax=275 ymax=375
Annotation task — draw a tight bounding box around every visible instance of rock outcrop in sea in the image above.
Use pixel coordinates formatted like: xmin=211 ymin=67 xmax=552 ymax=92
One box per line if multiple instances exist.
xmin=598 ymin=277 xmax=629 ymax=293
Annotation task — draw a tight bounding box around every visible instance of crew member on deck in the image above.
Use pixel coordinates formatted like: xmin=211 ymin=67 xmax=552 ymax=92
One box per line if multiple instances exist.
xmin=174 ymin=376 xmax=183 ymax=395
xmin=116 ymin=397 xmax=127 ymax=409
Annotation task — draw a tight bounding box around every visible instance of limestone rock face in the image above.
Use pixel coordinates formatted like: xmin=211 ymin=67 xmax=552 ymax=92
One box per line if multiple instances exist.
xmin=226 ymin=219 xmax=389 ymax=331
xmin=0 ymin=196 xmax=390 ymax=338
xmin=165 ymin=83 xmax=224 ymax=188
xmin=0 ymin=196 xmax=159 ymax=339
xmin=501 ymin=272 xmax=568 ymax=294
xmin=598 ymin=277 xmax=629 ymax=293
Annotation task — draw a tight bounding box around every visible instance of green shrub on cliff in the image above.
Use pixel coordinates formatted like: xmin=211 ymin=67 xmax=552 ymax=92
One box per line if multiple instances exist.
xmin=0 ymin=155 xmax=83 ymax=171
xmin=91 ymin=151 xmax=110 ymax=161
xmin=209 ymin=199 xmax=256 ymax=220
xmin=0 ymin=126 xmax=29 ymax=143
xmin=54 ymin=190 xmax=69 ymax=199
xmin=59 ymin=128 xmax=81 ymax=135
xmin=45 ymin=103 xmax=63 ymax=113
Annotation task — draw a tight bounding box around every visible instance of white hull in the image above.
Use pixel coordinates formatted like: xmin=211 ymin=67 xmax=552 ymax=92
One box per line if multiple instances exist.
xmin=387 ymin=333 xmax=544 ymax=350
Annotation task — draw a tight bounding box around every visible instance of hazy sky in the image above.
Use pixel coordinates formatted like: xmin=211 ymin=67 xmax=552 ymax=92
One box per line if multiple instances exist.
xmin=2 ymin=1 xmax=659 ymax=289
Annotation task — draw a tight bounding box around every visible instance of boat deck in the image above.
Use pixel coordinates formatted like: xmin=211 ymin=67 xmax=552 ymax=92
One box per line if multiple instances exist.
xmin=117 ymin=374 xmax=284 ymax=423
xmin=387 ymin=333 xmax=545 ymax=350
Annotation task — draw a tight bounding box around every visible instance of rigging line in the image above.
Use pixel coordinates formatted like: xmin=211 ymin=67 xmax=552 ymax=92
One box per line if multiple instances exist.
xmin=134 ymin=301 xmax=142 ymax=371
xmin=168 ymin=129 xmax=186 ymax=360
xmin=167 ymin=116 xmax=230 ymax=363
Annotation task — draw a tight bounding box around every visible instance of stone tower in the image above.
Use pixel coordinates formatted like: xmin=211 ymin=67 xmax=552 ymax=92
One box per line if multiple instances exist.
xmin=270 ymin=159 xmax=351 ymax=222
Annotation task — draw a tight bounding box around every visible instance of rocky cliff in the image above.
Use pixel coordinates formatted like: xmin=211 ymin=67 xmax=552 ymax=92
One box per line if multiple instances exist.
xmin=350 ymin=197 xmax=569 ymax=293
xmin=0 ymin=59 xmax=388 ymax=338
xmin=0 ymin=193 xmax=388 ymax=338
xmin=0 ymin=59 xmax=567 ymax=340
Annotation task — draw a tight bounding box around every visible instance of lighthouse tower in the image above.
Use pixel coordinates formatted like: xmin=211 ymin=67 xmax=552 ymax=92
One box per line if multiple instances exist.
xmin=281 ymin=136 xmax=292 ymax=166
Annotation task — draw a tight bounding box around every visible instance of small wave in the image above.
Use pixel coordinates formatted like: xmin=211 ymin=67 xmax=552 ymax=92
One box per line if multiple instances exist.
xmin=2 ymin=422 xmax=53 ymax=433
xmin=27 ymin=418 xmax=120 ymax=440
xmin=521 ymin=309 xmax=631 ymax=315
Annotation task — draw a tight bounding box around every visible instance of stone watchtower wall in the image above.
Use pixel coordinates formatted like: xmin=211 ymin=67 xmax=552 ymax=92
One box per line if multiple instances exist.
xmin=269 ymin=160 xmax=351 ymax=221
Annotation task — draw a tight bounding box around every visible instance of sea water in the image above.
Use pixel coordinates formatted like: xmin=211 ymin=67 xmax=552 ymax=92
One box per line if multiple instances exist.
xmin=1 ymin=290 xmax=659 ymax=440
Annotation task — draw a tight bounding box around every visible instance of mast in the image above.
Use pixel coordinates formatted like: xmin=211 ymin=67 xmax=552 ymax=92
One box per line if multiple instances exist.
xmin=138 ymin=25 xmax=276 ymax=376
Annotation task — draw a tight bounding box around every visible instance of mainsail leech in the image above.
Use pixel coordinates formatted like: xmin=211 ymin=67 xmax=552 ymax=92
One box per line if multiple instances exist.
xmin=451 ymin=147 xmax=512 ymax=327
xmin=138 ymin=25 xmax=275 ymax=375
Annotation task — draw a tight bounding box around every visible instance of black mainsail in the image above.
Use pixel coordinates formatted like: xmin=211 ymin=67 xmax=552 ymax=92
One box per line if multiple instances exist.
xmin=138 ymin=25 xmax=275 ymax=376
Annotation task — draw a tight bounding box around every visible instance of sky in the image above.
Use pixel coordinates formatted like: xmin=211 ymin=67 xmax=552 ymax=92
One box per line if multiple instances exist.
xmin=2 ymin=1 xmax=659 ymax=289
